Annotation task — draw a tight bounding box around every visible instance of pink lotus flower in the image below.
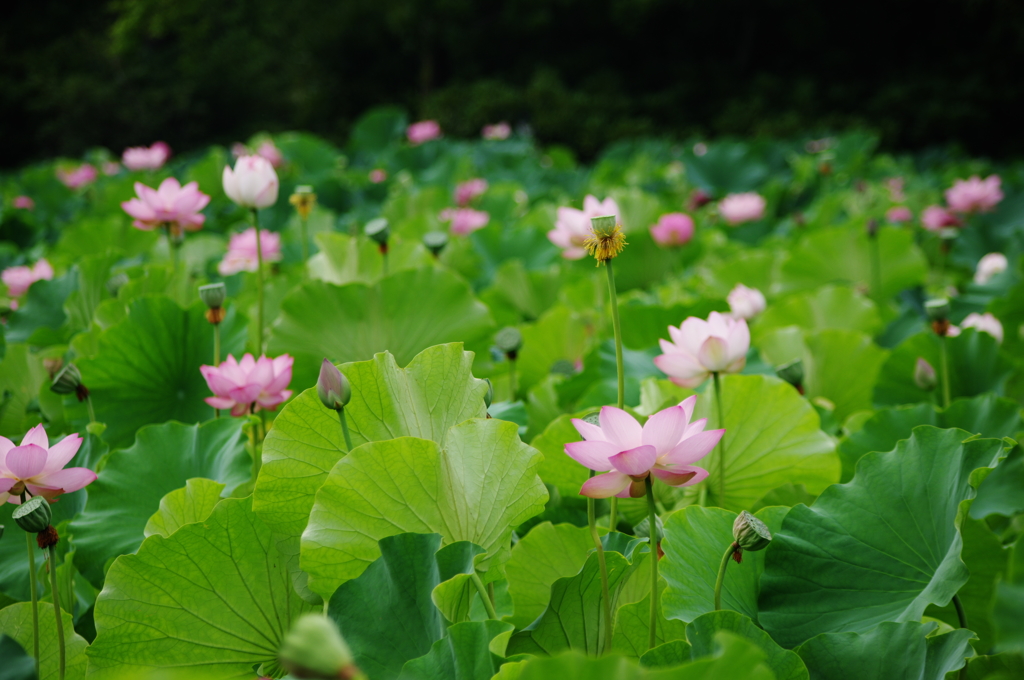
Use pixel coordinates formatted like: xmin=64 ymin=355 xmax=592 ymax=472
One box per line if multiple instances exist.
xmin=548 ymin=195 xmax=621 ymax=259
xmin=12 ymin=196 xmax=34 ymax=210
xmin=974 ymin=253 xmax=1008 ymax=285
xmin=946 ymin=175 xmax=1003 ymax=214
xmin=921 ymin=205 xmax=962 ymax=232
xmin=718 ymin=193 xmax=766 ymax=225
xmin=122 ymin=141 xmax=170 ymax=171
xmin=961 ymin=312 xmax=1004 ymax=343
xmin=654 ymin=311 xmax=750 ymax=388
xmin=0 ymin=425 xmax=96 ymax=505
xmin=650 ymin=213 xmax=695 ymax=246
xmin=223 ymin=155 xmax=279 ymax=209
xmin=440 ymin=207 xmax=490 ymax=235
xmin=200 ymin=353 xmax=294 ymax=416
xmin=102 ymin=162 xmax=122 ymax=176
xmin=218 ymin=228 xmax=283 ymax=275
xmin=565 ymin=398 xmax=721 ymax=498
xmin=369 ymin=169 xmax=387 ymax=183
xmin=727 ymin=284 xmax=766 ymax=320
xmin=121 ymin=177 xmax=211 ymax=234
xmin=3 ymin=259 xmax=54 ymax=301
xmin=482 ymin=122 xmax=511 ymax=140
xmin=257 ymin=141 xmax=284 ymax=168
xmin=886 ymin=206 xmax=913 ymax=223
xmin=454 ymin=179 xmax=488 ymax=206
xmin=407 ymin=120 xmax=442 ymax=145
xmin=57 ymin=164 xmax=97 ymax=190
xmin=885 ymin=177 xmax=905 ymax=202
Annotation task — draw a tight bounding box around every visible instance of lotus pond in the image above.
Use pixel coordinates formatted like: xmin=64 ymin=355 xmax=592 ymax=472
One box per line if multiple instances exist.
xmin=0 ymin=110 xmax=1023 ymax=680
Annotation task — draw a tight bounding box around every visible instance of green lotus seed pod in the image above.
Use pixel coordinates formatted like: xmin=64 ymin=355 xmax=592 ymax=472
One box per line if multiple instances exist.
xmin=924 ymin=298 xmax=950 ymax=321
xmin=50 ymin=363 xmax=83 ymax=396
xmin=422 ymin=231 xmax=449 ymax=256
xmin=364 ymin=218 xmax=390 ymax=245
xmin=13 ymin=497 xmax=51 ymax=534
xmin=495 ymin=327 xmax=523 ymax=355
xmin=198 ymin=282 xmax=227 ymax=309
xmin=317 ymin=359 xmax=351 ymax=411
xmin=549 ymin=359 xmax=575 ymax=376
xmin=732 ymin=511 xmax=772 ymax=552
xmin=582 ymin=411 xmax=601 ymax=426
xmin=279 ymin=613 xmax=355 ymax=679
xmin=590 ymin=215 xmax=618 ymax=238
xmin=775 ymin=359 xmax=804 ymax=387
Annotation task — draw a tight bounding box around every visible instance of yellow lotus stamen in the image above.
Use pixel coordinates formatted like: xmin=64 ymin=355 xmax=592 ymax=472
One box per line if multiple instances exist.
xmin=584 ymin=215 xmax=627 ymax=266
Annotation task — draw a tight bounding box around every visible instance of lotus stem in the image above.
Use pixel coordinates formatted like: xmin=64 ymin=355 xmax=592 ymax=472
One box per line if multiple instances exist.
xmin=300 ymin=215 xmax=310 ymax=264
xmin=714 ymin=542 xmax=737 ymax=611
xmin=252 ymin=208 xmax=265 ymax=354
xmin=587 ymin=476 xmax=614 ymax=655
xmin=48 ymin=545 xmax=65 ymax=680
xmin=470 ymin=572 xmax=498 ymax=620
xmin=508 ymin=357 xmax=518 ymax=401
xmin=606 ymin=259 xmax=624 ymax=531
xmin=25 ymin=528 xmax=39 ymax=677
xmin=645 ymin=476 xmax=659 ymax=651
xmin=869 ymin=230 xmax=882 ymax=298
xmin=939 ymin=336 xmax=951 ymax=409
xmin=713 ymin=372 xmax=727 ymax=505
xmin=337 ymin=408 xmax=353 ymax=451
xmin=85 ymin=396 xmax=96 ymax=425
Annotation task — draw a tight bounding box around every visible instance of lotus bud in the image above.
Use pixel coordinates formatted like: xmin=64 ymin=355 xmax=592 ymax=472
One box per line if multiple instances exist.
xmin=279 ymin=613 xmax=357 ymax=680
xmin=106 ymin=272 xmax=129 ymax=296
xmin=364 ymin=218 xmax=390 ymax=247
xmin=732 ymin=511 xmax=772 ymax=552
xmin=289 ymin=185 xmax=317 ymax=220
xmin=634 ymin=515 xmax=664 ymax=543
xmin=483 ymin=379 xmax=493 ymax=408
xmin=13 ymin=497 xmax=51 ymax=534
xmin=422 ymin=231 xmax=449 ymax=257
xmin=495 ymin=327 xmax=523 ymax=360
xmin=51 ymin=363 xmax=90 ymax=402
xmin=199 ymin=283 xmax=227 ymax=325
xmin=584 ymin=215 xmax=627 ymax=265
xmin=775 ymin=359 xmax=804 ymax=390
xmin=317 ymin=359 xmax=351 ymax=411
xmin=914 ymin=357 xmax=937 ymax=391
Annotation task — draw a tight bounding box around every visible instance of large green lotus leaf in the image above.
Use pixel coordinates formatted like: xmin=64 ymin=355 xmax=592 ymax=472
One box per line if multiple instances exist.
xmin=399 ymin=619 xmax=515 ymax=680
xmin=874 ymin=329 xmax=1016 ymax=407
xmin=838 ymin=394 xmax=1021 ymax=483
xmin=700 ymin=248 xmax=785 ymax=298
xmin=517 ymin=305 xmax=590 ymax=394
xmin=685 ymin=611 xmax=807 ymax=680
xmin=301 ymin=418 xmax=547 ymax=598
xmin=70 ymin=419 xmax=251 ymax=587
xmin=505 ymin=522 xmax=596 ymax=629
xmin=661 ymin=506 xmax=788 ymax=625
xmin=618 ymin=300 xmax=729 ymax=352
xmin=143 ymin=478 xmax=225 ymax=538
xmin=63 ymin=250 xmax=123 ymax=331
xmin=612 ymin=583 xmax=688 ymax=658
xmin=307 ymin=232 xmax=433 ymax=285
xmin=973 ymin=443 xmax=1024 ymax=520
xmin=754 ymin=286 xmax=882 ymax=340
xmin=479 ymin=259 xmax=562 ymax=324
xmin=86 ymin=497 xmax=318 ymax=679
xmin=759 ymin=426 xmax=1006 ymax=648
xmin=779 ymin=225 xmax=928 ymax=299
xmin=991 ymin=534 xmax=1024 ymax=653
xmin=0 ymin=634 xmax=35 ymax=680
xmin=254 ymin=344 xmax=489 ymax=561
xmin=693 ymin=374 xmax=838 ymax=511
xmin=326 ymin=533 xmax=479 ymax=680
xmin=794 ymin=622 xmax=974 ymax=680
xmin=267 ymin=267 xmax=495 ymax=390
xmin=506 ymin=538 xmax=648 ymax=657
xmin=70 ymin=295 xmax=247 ymax=448
xmin=4 ymin=273 xmax=76 ymax=345
xmin=960 ymin=654 xmax=1024 ymax=680
xmin=0 ymin=343 xmax=45 ymax=438
xmin=925 ymin=517 xmax=1008 ymax=652
xmin=0 ymin=602 xmax=89 ymax=680
xmin=802 ymin=329 xmax=889 ymax=423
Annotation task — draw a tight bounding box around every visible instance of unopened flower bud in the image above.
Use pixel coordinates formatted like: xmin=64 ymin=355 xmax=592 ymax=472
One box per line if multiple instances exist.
xmin=914 ymin=357 xmax=937 ymax=391
xmin=732 ymin=511 xmax=772 ymax=552
xmin=422 ymin=231 xmax=449 ymax=257
xmin=634 ymin=515 xmax=664 ymax=543
xmin=364 ymin=218 xmax=389 ymax=246
xmin=279 ymin=613 xmax=356 ymax=680
xmin=289 ymin=185 xmax=317 ymax=219
xmin=495 ymin=327 xmax=523 ymax=359
xmin=14 ymin=497 xmax=51 ymax=534
xmin=51 ymin=363 xmax=89 ymax=402
xmin=775 ymin=359 xmax=804 ymax=389
xmin=483 ymin=378 xmax=493 ymax=408
xmin=317 ymin=359 xmax=351 ymax=411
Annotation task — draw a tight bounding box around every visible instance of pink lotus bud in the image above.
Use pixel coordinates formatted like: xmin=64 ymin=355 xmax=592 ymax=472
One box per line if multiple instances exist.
xmin=369 ymin=169 xmax=387 ymax=183
xmin=122 ymin=141 xmax=171 ymax=171
xmin=946 ymin=175 xmax=1003 ymax=214
xmin=407 ymin=120 xmax=441 ymax=145
xmin=257 ymin=141 xmax=284 ymax=168
xmin=654 ymin=311 xmax=750 ymax=387
xmin=885 ymin=206 xmax=913 ymax=223
xmin=0 ymin=424 xmax=96 ymax=504
xmin=2 ymin=259 xmax=54 ymax=298
xmin=718 ymin=193 xmax=766 ymax=225
xmin=121 ymin=177 xmax=211 ymax=234
xmin=56 ymin=164 xmax=97 ymax=189
xmin=12 ymin=196 xmax=34 ymax=210
xmin=548 ymin=195 xmax=620 ymax=259
xmin=687 ymin=188 xmax=713 ymax=211
xmin=317 ymin=359 xmax=351 ymax=411
xmin=650 ymin=213 xmax=695 ymax=247
xmin=200 ymin=353 xmax=294 ymax=417
xmin=961 ymin=312 xmax=1004 ymax=343
xmin=974 ymin=253 xmax=1008 ymax=285
xmin=914 ymin=358 xmax=937 ymax=391
xmin=102 ymin=161 xmax=122 ymax=176
xmin=885 ymin=177 xmax=906 ymax=202
xmin=231 ymin=143 xmax=249 ymax=159
xmin=454 ymin=179 xmax=488 ymax=206
xmin=482 ymin=122 xmax=511 ymax=140
xmin=440 ymin=207 xmax=489 ymax=236
xmin=218 ymin=228 xmax=283 ymax=275
xmin=921 ymin=206 xmax=962 ymax=232
xmin=727 ymin=284 xmax=767 ymax=320
xmin=223 ymin=155 xmax=280 ymax=209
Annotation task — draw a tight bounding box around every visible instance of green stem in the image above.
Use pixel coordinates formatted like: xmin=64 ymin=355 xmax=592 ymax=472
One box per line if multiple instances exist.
xmin=48 ymin=545 xmax=66 ymax=680
xmin=337 ymin=408 xmax=354 ymax=451
xmin=252 ymin=209 xmax=265 ymax=354
xmin=508 ymin=357 xmax=517 ymax=402
xmin=869 ymin=231 xmax=882 ymax=299
xmin=713 ymin=372 xmax=726 ymax=505
xmin=606 ymin=260 xmax=625 ymax=410
xmin=300 ymin=216 xmax=310 ymax=264
xmin=939 ymin=335 xmax=951 ymax=409
xmin=645 ymin=476 xmax=659 ymax=651
xmin=470 ymin=573 xmax=498 ymax=620
xmin=214 ymin=323 xmax=221 ymax=367
xmin=381 ymin=246 xmax=389 ymax=278
xmin=25 ymin=530 xmax=39 ymax=677
xmin=587 ymin=480 xmax=614 ymax=655
xmin=609 ymin=498 xmax=618 ymax=533
xmin=248 ymin=420 xmax=259 ymax=482
xmin=86 ymin=396 xmax=96 ymax=425
xmin=714 ymin=542 xmax=737 ymax=611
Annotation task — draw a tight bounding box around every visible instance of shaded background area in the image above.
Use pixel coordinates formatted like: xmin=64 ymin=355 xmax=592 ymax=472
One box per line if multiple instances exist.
xmin=3 ymin=0 xmax=1023 ymax=167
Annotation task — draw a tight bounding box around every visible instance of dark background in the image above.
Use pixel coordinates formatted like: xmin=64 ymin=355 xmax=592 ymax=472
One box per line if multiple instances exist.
xmin=3 ymin=0 xmax=1023 ymax=168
